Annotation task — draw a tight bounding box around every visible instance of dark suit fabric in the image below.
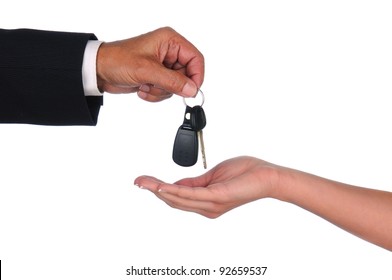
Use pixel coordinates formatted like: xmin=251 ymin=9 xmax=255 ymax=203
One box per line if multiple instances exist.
xmin=0 ymin=28 xmax=103 ymax=125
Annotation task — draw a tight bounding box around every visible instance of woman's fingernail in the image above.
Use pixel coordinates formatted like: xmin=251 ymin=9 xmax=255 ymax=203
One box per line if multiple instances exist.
xmin=135 ymin=184 xmax=145 ymax=189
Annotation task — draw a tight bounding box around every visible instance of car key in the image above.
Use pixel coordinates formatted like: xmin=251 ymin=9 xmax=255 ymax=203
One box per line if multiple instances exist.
xmin=172 ymin=105 xmax=199 ymax=167
xmin=190 ymin=105 xmax=207 ymax=169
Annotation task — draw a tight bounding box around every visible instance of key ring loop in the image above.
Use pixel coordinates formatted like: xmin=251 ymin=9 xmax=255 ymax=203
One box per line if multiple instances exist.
xmin=183 ymin=89 xmax=205 ymax=107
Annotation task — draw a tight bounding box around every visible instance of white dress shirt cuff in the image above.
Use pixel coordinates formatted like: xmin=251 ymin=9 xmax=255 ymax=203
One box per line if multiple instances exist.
xmin=82 ymin=40 xmax=104 ymax=96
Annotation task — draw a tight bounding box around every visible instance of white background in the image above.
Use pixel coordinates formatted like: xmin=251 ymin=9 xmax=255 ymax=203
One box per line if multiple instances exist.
xmin=1 ymin=1 xmax=391 ymax=279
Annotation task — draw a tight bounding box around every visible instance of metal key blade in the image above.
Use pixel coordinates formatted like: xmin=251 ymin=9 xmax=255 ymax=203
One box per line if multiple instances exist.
xmin=198 ymin=130 xmax=207 ymax=169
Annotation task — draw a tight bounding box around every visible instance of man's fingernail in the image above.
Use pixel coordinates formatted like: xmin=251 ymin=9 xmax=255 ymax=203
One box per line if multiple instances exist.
xmin=183 ymin=83 xmax=197 ymax=97
xmin=137 ymin=91 xmax=148 ymax=99
xmin=139 ymin=84 xmax=150 ymax=92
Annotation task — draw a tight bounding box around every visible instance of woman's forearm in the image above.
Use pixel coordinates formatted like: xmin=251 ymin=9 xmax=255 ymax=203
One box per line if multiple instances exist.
xmin=275 ymin=168 xmax=392 ymax=250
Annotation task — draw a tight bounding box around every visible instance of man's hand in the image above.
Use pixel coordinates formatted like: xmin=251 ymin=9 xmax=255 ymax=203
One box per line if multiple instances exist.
xmin=96 ymin=27 xmax=204 ymax=102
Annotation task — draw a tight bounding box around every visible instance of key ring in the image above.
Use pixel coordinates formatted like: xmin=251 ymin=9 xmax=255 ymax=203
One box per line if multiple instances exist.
xmin=183 ymin=89 xmax=205 ymax=107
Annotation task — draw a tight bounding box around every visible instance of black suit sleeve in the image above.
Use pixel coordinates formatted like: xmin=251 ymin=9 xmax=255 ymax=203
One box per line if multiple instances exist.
xmin=0 ymin=28 xmax=103 ymax=125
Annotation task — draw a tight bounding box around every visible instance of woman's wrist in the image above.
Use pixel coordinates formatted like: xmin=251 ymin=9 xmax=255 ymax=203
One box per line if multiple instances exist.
xmin=269 ymin=165 xmax=310 ymax=203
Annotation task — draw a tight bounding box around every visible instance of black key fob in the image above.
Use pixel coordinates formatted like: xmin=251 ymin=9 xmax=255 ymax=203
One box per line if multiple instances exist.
xmin=172 ymin=125 xmax=198 ymax=167
xmin=190 ymin=105 xmax=207 ymax=131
